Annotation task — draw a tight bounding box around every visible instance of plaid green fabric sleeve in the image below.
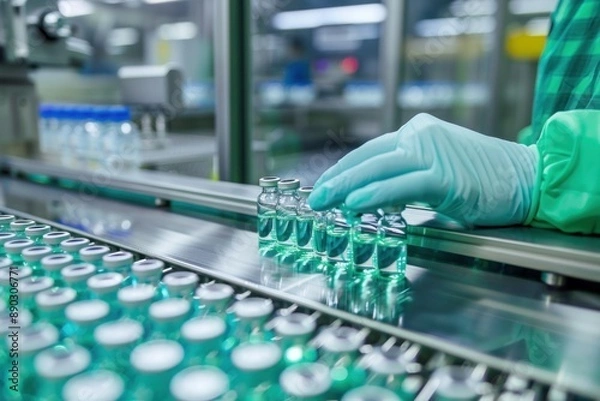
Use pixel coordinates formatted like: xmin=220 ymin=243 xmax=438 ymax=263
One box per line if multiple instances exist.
xmin=531 ymin=0 xmax=600 ymax=139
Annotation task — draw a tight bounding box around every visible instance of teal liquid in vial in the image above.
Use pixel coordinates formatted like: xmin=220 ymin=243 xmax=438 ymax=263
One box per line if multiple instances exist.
xmin=276 ymin=215 xmax=296 ymax=245
xmin=326 ymin=226 xmax=349 ymax=261
xmin=257 ymin=176 xmax=280 ymax=252
xmin=376 ymin=237 xmax=407 ymax=277
xmin=258 ymin=210 xmax=276 ymax=239
xmin=313 ymin=223 xmax=327 ymax=255
xmin=295 ymin=215 xmax=313 ymax=249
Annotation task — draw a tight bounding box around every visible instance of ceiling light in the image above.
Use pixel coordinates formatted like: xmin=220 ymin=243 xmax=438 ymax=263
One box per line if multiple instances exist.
xmin=272 ymin=4 xmax=387 ymax=30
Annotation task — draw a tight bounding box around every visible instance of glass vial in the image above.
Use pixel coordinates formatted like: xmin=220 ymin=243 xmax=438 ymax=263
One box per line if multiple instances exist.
xmin=257 ymin=176 xmax=281 ymax=250
xmin=275 ymin=179 xmax=301 ymax=249
xmin=377 ymin=207 xmax=408 ymax=280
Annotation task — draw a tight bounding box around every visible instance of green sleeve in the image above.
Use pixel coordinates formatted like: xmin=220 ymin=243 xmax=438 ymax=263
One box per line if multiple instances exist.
xmin=525 ymin=110 xmax=600 ymax=234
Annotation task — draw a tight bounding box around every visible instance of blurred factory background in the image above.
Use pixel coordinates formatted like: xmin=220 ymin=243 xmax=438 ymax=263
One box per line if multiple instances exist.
xmin=4 ymin=0 xmax=555 ymax=184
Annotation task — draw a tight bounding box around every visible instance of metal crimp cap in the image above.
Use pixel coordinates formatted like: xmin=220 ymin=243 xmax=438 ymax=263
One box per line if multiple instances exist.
xmin=297 ymin=186 xmax=313 ymax=198
xmin=277 ymin=178 xmax=300 ymax=190
xmin=259 ymin=176 xmax=281 ymax=187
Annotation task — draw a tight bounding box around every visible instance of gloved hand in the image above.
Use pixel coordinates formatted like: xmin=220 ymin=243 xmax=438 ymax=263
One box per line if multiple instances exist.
xmin=309 ymin=113 xmax=539 ymax=227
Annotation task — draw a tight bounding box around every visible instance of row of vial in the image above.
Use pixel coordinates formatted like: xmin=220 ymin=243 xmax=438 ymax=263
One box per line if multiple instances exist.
xmin=38 ymin=104 xmax=140 ymax=171
xmin=0 ymin=215 xmax=432 ymax=401
xmin=257 ymin=176 xmax=408 ymax=280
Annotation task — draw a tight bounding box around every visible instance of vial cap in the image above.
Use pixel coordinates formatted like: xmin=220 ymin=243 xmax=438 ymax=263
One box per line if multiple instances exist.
xmin=130 ymin=340 xmax=184 ymax=373
xmin=181 ymin=316 xmax=227 ymax=342
xmin=118 ymin=284 xmax=155 ymax=306
xmin=79 ymin=245 xmax=110 ymax=262
xmin=61 ymin=263 xmax=96 ymax=283
xmin=61 ymin=238 xmax=91 ymax=253
xmin=0 ymin=257 xmax=12 ymax=269
xmin=87 ymin=273 xmax=124 ymax=293
xmin=0 ymin=232 xmax=16 ymax=245
xmin=0 ymin=266 xmax=32 ymax=285
xmin=10 ymin=219 xmax=36 ymax=232
xmin=25 ymin=225 xmax=51 ymax=238
xmin=272 ymin=313 xmax=316 ymax=337
xmin=5 ymin=239 xmax=35 ymax=254
xmin=36 ymin=287 xmax=77 ymax=311
xmin=277 ymin=178 xmax=300 ymax=190
xmin=42 ymin=254 xmax=75 ymax=271
xmin=0 ymin=214 xmax=15 ymax=224
xmin=43 ymin=231 xmax=71 ymax=245
xmin=380 ymin=206 xmax=405 ymax=214
xmin=22 ymin=246 xmax=53 ymax=263
xmin=170 ymin=366 xmax=230 ymax=401
xmin=150 ymin=298 xmax=191 ymax=322
xmin=20 ymin=277 xmax=55 ymax=297
xmin=94 ymin=319 xmax=143 ymax=347
xmin=360 ymin=346 xmax=407 ymax=375
xmin=35 ymin=344 xmax=91 ymax=379
xmin=258 ymin=176 xmax=281 ymax=188
xmin=132 ymin=259 xmax=164 ymax=277
xmin=280 ymin=363 xmax=331 ymax=397
xmin=16 ymin=323 xmax=59 ymax=354
xmin=0 ymin=309 xmax=32 ymax=335
xmin=432 ymin=366 xmax=479 ymax=400
xmin=316 ymin=326 xmax=363 ymax=353
xmin=231 ymin=342 xmax=282 ymax=371
xmin=163 ymin=271 xmax=199 ymax=291
xmin=63 ymin=370 xmax=125 ymax=401
xmin=297 ymin=186 xmax=313 ymax=198
xmin=102 ymin=251 xmax=134 ymax=269
xmin=232 ymin=297 xmax=273 ymax=320
xmin=65 ymin=300 xmax=110 ymax=323
xmin=341 ymin=386 xmax=401 ymax=401
xmin=196 ymin=283 xmax=234 ymax=303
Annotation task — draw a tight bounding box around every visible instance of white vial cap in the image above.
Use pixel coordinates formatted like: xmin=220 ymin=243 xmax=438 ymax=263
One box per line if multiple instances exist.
xmin=65 ymin=300 xmax=110 ymax=324
xmin=61 ymin=263 xmax=96 ymax=284
xmin=0 ymin=309 xmax=32 ymax=336
xmin=35 ymin=344 xmax=91 ymax=379
xmin=259 ymin=176 xmax=280 ymax=187
xmin=0 ymin=232 xmax=16 ymax=245
xmin=170 ymin=366 xmax=230 ymax=401
xmin=0 ymin=257 xmax=12 ymax=269
xmin=272 ymin=313 xmax=316 ymax=337
xmin=163 ymin=271 xmax=199 ymax=293
xmin=150 ymin=298 xmax=191 ymax=322
xmin=20 ymin=277 xmax=55 ymax=298
xmin=280 ymin=363 xmax=331 ymax=397
xmin=79 ymin=245 xmax=110 ymax=262
xmin=10 ymin=219 xmax=35 ymax=232
xmin=16 ymin=323 xmax=59 ymax=355
xmin=41 ymin=254 xmax=74 ymax=271
xmin=181 ymin=316 xmax=226 ymax=343
xmin=0 ymin=214 xmax=15 ymax=224
xmin=87 ymin=273 xmax=124 ymax=294
xmin=341 ymin=386 xmax=401 ymax=401
xmin=232 ymin=297 xmax=273 ymax=320
xmin=196 ymin=283 xmax=234 ymax=304
xmin=118 ymin=285 xmax=155 ymax=306
xmin=5 ymin=239 xmax=35 ymax=254
xmin=360 ymin=346 xmax=407 ymax=375
xmin=132 ymin=259 xmax=164 ymax=278
xmin=130 ymin=340 xmax=184 ymax=373
xmin=61 ymin=238 xmax=91 ymax=253
xmin=0 ymin=265 xmax=32 ymax=285
xmin=316 ymin=326 xmax=363 ymax=353
xmin=432 ymin=366 xmax=479 ymax=400
xmin=231 ymin=342 xmax=281 ymax=371
xmin=94 ymin=319 xmax=144 ymax=347
xmin=36 ymin=288 xmax=77 ymax=311
xmin=22 ymin=246 xmax=53 ymax=263
xmin=63 ymin=370 xmax=125 ymax=401
xmin=25 ymin=225 xmax=51 ymax=238
xmin=103 ymin=251 xmax=134 ymax=270
xmin=43 ymin=231 xmax=71 ymax=245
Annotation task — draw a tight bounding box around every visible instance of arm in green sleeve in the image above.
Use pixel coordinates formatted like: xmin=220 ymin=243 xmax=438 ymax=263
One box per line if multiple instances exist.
xmin=525 ymin=110 xmax=600 ymax=234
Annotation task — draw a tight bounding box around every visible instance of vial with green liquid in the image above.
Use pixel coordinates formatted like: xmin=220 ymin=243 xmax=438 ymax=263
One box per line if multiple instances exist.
xmin=103 ymin=251 xmax=134 ymax=278
xmin=430 ymin=366 xmax=481 ymax=401
xmin=130 ymin=340 xmax=185 ymax=401
xmin=325 ymin=208 xmax=351 ymax=266
xmin=79 ymin=244 xmax=110 ymax=268
xmin=180 ymin=316 xmax=227 ymax=367
xmin=351 ymin=212 xmax=379 ymax=275
xmin=94 ymin=319 xmax=144 ymax=375
xmin=196 ymin=282 xmax=235 ymax=317
xmin=275 ymin=178 xmax=301 ymax=249
xmin=149 ymin=298 xmax=192 ymax=340
xmin=270 ymin=312 xmax=318 ymax=365
xmin=376 ymin=207 xmax=408 ymax=280
xmin=22 ymin=246 xmax=52 ymax=272
xmin=10 ymin=219 xmax=36 ymax=238
xmin=312 ymin=210 xmax=329 ymax=271
xmin=163 ymin=271 xmax=199 ymax=299
xmin=33 ymin=343 xmax=92 ymax=401
xmin=25 ymin=225 xmax=51 ymax=245
xmin=61 ymin=263 xmax=97 ymax=298
xmin=61 ymin=238 xmax=92 ymax=261
xmin=359 ymin=345 xmax=410 ymax=393
xmin=87 ymin=272 xmax=124 ymax=313
xmin=341 ymin=385 xmax=401 ymax=401
xmin=230 ymin=342 xmax=283 ymax=400
xmin=42 ymin=231 xmax=71 ymax=253
xmin=257 ymin=176 xmax=280 ymax=250
xmin=41 ymin=254 xmax=74 ymax=284
xmin=35 ymin=287 xmax=77 ymax=329
xmin=295 ymin=186 xmax=318 ymax=272
xmin=170 ymin=366 xmax=234 ymax=401
xmin=279 ymin=362 xmax=332 ymax=401
xmin=118 ymin=284 xmax=157 ymax=326
xmin=64 ymin=299 xmax=111 ymax=347
xmin=0 ymin=265 xmax=32 ymax=303
xmin=229 ymin=297 xmax=274 ymax=344
xmin=63 ymin=370 xmax=127 ymax=401
xmin=4 ymin=239 xmax=34 ymax=265
xmin=19 ymin=276 xmax=55 ymax=316
xmin=0 ymin=233 xmax=16 ymax=256
xmin=132 ymin=259 xmax=164 ymax=286
xmin=0 ymin=215 xmax=15 ymax=231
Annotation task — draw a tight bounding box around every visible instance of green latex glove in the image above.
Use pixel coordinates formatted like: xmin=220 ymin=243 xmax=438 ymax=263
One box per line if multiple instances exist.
xmin=309 ymin=113 xmax=538 ymax=227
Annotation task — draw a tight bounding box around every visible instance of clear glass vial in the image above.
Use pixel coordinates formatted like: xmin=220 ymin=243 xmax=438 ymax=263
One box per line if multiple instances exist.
xmin=94 ymin=319 xmax=144 ymax=375
xmin=275 ymin=178 xmax=301 ymax=248
xmin=257 ymin=176 xmax=281 ymax=247
xmin=170 ymin=366 xmax=234 ymax=401
xmin=63 ymin=370 xmax=126 ymax=401
xmin=377 ymin=207 xmax=408 ymax=280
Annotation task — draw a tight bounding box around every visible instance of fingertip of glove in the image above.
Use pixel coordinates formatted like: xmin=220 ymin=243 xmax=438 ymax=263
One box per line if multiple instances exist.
xmin=308 ymin=188 xmax=328 ymax=211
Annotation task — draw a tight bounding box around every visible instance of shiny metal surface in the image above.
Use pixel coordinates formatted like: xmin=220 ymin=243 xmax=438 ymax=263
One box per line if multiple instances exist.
xmin=4 ymin=156 xmax=600 ymax=283
xmin=1 ymin=178 xmax=600 ymax=397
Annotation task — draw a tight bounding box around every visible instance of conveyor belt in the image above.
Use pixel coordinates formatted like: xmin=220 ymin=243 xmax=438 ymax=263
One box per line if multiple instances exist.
xmin=1 ymin=177 xmax=600 ymax=398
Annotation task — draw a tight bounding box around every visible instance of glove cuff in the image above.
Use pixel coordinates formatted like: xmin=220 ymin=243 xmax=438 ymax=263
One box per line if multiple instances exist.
xmin=524 ymin=144 xmax=542 ymax=225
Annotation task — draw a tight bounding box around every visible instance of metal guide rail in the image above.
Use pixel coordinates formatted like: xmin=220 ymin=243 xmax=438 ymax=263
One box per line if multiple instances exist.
xmin=3 ymin=156 xmax=600 ymax=284
xmin=0 ymin=206 xmax=598 ymax=399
